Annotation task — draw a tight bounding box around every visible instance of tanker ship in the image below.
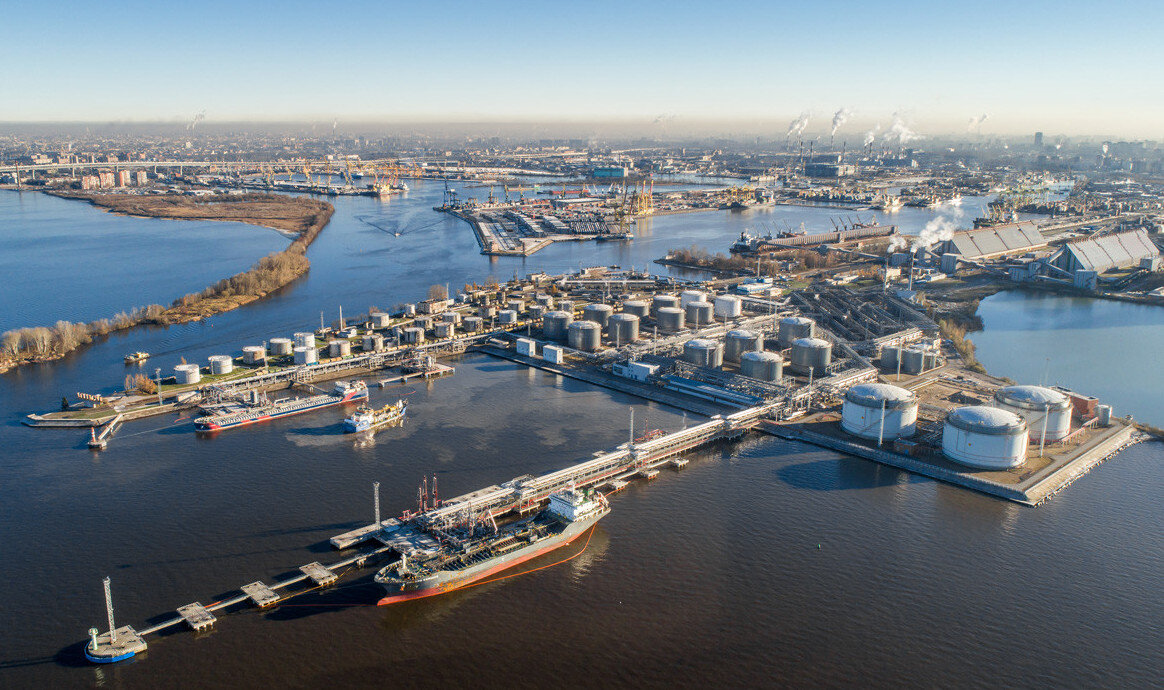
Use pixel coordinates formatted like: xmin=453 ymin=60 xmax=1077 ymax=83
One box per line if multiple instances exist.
xmin=194 ymin=380 xmax=367 ymax=431
xmin=343 ymin=399 xmax=407 ymax=433
xmin=374 ymin=488 xmax=609 ymax=605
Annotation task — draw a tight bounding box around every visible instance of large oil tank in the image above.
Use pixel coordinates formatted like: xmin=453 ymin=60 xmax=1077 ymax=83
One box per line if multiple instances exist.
xmin=724 ymin=329 xmax=763 ymax=363
xmin=683 ymin=338 xmax=723 ymax=368
xmin=652 ymin=294 xmax=679 ymax=314
xmin=536 ymin=293 xmax=554 ymax=307
xmin=942 ymin=406 xmax=1028 ymax=469
xmin=370 ymin=312 xmax=391 ymax=329
xmin=993 ymin=385 xmax=1073 ymax=441
xmin=778 ymin=317 xmax=815 ymax=349
xmin=685 ymin=300 xmax=714 ymax=326
xmin=607 ymin=313 xmax=640 ymax=343
xmin=529 ymin=305 xmax=546 ymax=321
xmin=790 ymin=337 xmax=832 ymax=374
xmin=880 ymin=345 xmax=901 ymax=373
xmin=740 ymin=351 xmax=783 ymax=382
xmin=328 ymin=340 xmax=351 ymax=358
xmin=478 ymin=306 xmax=496 ymax=319
xmin=900 ymin=346 xmax=925 ymax=375
xmin=567 ymin=321 xmax=602 ymax=352
xmin=841 ymin=383 xmax=918 ymax=440
xmin=714 ymin=294 xmax=743 ymax=318
xmin=242 ymin=346 xmax=266 ymax=365
xmin=542 ymin=310 xmax=574 ymax=340
xmin=679 ymin=290 xmax=706 ymax=308
xmin=656 ymin=307 xmax=685 ymax=333
xmin=402 ymin=303 xmax=417 ymax=316
xmin=294 ymin=332 xmax=315 ymax=349
xmin=174 ymin=363 xmax=201 ymax=384
xmin=507 ymin=299 xmax=525 ymax=314
xmin=440 ymin=311 xmax=461 ymax=325
xmin=583 ymin=303 xmax=614 ymax=327
xmin=462 ymin=316 xmax=483 ymax=332
xmin=363 ymin=333 xmax=384 ymax=352
xmin=622 ymin=300 xmax=650 ymax=318
xmin=402 ymin=327 xmax=425 ymax=344
xmin=434 ymin=322 xmax=453 ymax=338
xmin=208 ymin=355 xmax=233 ymax=375
xmin=268 ymin=338 xmax=293 ymax=356
xmin=293 ymin=347 xmax=317 ymax=365
xmin=497 ymin=310 xmax=518 ymax=325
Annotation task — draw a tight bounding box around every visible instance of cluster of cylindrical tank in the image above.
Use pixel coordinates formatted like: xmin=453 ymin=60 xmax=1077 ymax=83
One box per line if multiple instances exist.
xmin=724 ymin=329 xmax=763 ymax=363
xmin=294 ymin=346 xmax=318 ymax=365
xmin=402 ymin=327 xmax=425 ymax=344
xmin=607 ymin=313 xmax=639 ymax=343
xmin=942 ymin=406 xmax=1028 ymax=469
xmin=651 ymin=294 xmax=679 ymax=314
xmin=777 ymin=317 xmax=815 ymax=349
xmin=683 ymin=338 xmax=723 ymax=368
xmin=328 ymin=340 xmax=351 ymax=358
xmin=684 ymin=300 xmax=714 ymax=326
xmin=679 ymin=290 xmax=706 ymax=308
xmin=789 ymin=337 xmax=831 ymax=374
xmin=242 ymin=346 xmax=266 ymax=365
xmin=567 ymin=321 xmax=602 ymax=352
xmin=462 ymin=316 xmax=483 ymax=332
xmin=993 ymin=385 xmax=1072 ymax=441
xmin=363 ymin=333 xmax=384 ymax=351
xmin=208 ymin=355 xmax=233 ymax=375
xmin=269 ymin=338 xmax=293 ymax=356
xmin=881 ymin=345 xmax=940 ymax=376
xmin=174 ymin=363 xmax=201 ymax=384
xmin=841 ymin=383 xmax=918 ymax=441
xmin=583 ymin=303 xmax=614 ymax=327
xmin=740 ymin=351 xmax=783 ymax=381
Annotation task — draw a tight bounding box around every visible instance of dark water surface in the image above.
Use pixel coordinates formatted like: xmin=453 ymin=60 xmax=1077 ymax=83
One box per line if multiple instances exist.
xmin=1 ymin=185 xmax=1160 ymax=688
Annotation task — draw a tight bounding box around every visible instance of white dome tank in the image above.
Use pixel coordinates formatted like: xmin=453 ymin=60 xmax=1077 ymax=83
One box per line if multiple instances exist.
xmin=242 ymin=345 xmax=266 ymax=365
xmin=778 ymin=316 xmax=815 ymax=349
xmin=942 ymin=406 xmax=1028 ymax=469
xmin=370 ymin=312 xmax=391 ymax=328
xmin=402 ymin=327 xmax=425 ymax=344
xmin=268 ymin=337 xmax=293 ymax=356
xmin=497 ymin=309 xmax=518 ymax=324
xmin=740 ymin=351 xmax=783 ymax=381
xmin=293 ymin=346 xmax=318 ymax=365
xmin=679 ymin=290 xmax=706 ymax=308
xmin=174 ymin=363 xmax=201 ymax=385
xmin=841 ymin=383 xmax=918 ymax=440
xmin=440 ymin=311 xmax=461 ymax=325
xmin=714 ymin=294 xmax=743 ymax=318
xmin=651 ymin=294 xmax=679 ymax=314
xmin=724 ymin=329 xmax=763 ymax=363
xmin=993 ymin=385 xmax=1072 ymax=441
xmin=208 ymin=355 xmax=233 ymax=375
xmin=789 ymin=337 xmax=831 ymax=373
xmin=328 ymin=340 xmax=351 ymax=358
xmin=293 ymin=332 xmax=315 ymax=349
xmin=462 ymin=316 xmax=483 ymax=332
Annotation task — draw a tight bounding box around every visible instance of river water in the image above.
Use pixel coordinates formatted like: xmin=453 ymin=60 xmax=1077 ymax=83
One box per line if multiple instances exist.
xmin=0 ymin=186 xmax=1160 ymax=688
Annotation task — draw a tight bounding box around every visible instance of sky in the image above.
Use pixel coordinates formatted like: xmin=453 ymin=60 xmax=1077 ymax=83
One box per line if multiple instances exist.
xmin=2 ymin=0 xmax=1162 ymax=138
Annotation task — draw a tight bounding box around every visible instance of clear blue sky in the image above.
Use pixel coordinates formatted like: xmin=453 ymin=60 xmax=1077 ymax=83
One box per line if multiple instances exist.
xmin=2 ymin=0 xmax=1160 ymax=137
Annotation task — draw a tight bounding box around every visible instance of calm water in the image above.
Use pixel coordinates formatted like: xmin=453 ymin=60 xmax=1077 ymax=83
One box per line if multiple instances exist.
xmin=973 ymin=290 xmax=1164 ymax=427
xmin=0 ymin=185 xmax=1160 ymax=688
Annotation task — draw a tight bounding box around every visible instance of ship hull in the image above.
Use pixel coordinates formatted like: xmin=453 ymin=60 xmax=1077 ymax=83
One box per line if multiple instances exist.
xmin=196 ymin=389 xmax=367 ymax=431
xmin=377 ymin=512 xmax=603 ymax=606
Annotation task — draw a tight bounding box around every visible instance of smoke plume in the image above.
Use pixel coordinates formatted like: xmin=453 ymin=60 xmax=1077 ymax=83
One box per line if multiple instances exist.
xmin=885 ymin=112 xmax=922 ymax=145
xmin=787 ymin=112 xmax=810 ymax=138
xmin=966 ymin=113 xmax=989 ymax=132
xmin=863 ymin=124 xmax=881 ymax=147
xmin=830 ymin=108 xmax=851 ymax=137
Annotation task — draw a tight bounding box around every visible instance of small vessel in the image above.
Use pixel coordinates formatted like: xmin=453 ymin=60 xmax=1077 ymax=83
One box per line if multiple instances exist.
xmin=123 ymin=352 xmax=150 ymax=364
xmin=374 ymin=488 xmax=609 ymax=605
xmin=343 ymin=399 xmax=407 ymax=433
xmin=194 ymin=380 xmax=368 ymax=432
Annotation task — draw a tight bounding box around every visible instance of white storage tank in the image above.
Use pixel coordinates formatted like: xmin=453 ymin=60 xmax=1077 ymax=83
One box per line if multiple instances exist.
xmin=724 ymin=329 xmax=763 ymax=363
xmin=536 ymin=294 xmax=554 ymax=307
xmin=293 ymin=347 xmax=318 ymax=365
xmin=993 ymin=385 xmax=1073 ymax=441
xmin=542 ymin=310 xmax=574 ymax=340
xmin=714 ymin=294 xmax=743 ymax=318
xmin=363 ymin=333 xmax=384 ymax=352
xmin=583 ymin=303 xmax=614 ymax=327
xmin=651 ymin=294 xmax=679 ymax=314
xmin=656 ymin=307 xmax=685 ymax=333
xmin=740 ymin=351 xmax=783 ymax=382
xmin=567 ymin=321 xmax=602 ymax=352
xmin=778 ymin=317 xmax=815 ymax=349
xmin=507 ymin=299 xmax=525 ymax=314
xmin=462 ymin=316 xmax=483 ymax=332
xmin=403 ymin=327 xmax=425 ymax=344
xmin=497 ymin=310 xmax=518 ymax=325
xmin=174 ymin=363 xmax=202 ymax=385
xmin=685 ymin=300 xmax=714 ymax=326
xmin=294 ymin=332 xmax=315 ymax=349
xmin=684 ymin=338 xmax=723 ymax=368
xmin=242 ymin=346 xmax=266 ymax=365
xmin=622 ymin=300 xmax=650 ymax=318
xmin=942 ymin=406 xmax=1028 ymax=469
xmin=679 ymin=290 xmax=706 ymax=308
xmin=1096 ymin=404 xmax=1112 ymax=427
xmin=208 ymin=355 xmax=233 ymax=375
xmin=841 ymin=383 xmax=918 ymax=441
xmin=370 ymin=312 xmax=391 ymax=329
xmin=607 ymin=313 xmax=640 ymax=343
xmin=789 ymin=337 xmax=832 ymax=374
xmin=268 ymin=337 xmax=293 ymax=356
xmin=328 ymin=340 xmax=351 ymax=358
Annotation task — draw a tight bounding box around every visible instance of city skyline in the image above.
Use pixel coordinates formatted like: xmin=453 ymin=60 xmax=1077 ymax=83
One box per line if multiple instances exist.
xmin=2 ymin=0 xmax=1161 ymax=138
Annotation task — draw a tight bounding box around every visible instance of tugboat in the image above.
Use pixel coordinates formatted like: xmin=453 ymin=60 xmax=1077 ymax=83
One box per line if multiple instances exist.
xmin=123 ymin=351 xmax=150 ymax=364
xmin=343 ymin=399 xmax=407 ymax=433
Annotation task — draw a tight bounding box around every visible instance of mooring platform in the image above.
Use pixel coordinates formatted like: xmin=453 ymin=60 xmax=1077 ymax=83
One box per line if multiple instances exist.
xmin=299 ymin=562 xmax=338 ymax=586
xmin=176 ymin=602 xmax=216 ymax=631
xmin=240 ymin=581 xmax=280 ymax=608
xmin=84 ymin=626 xmax=148 ymax=664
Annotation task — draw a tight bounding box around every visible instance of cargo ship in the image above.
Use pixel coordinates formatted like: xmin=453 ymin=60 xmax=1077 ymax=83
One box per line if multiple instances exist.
xmin=194 ymin=380 xmax=367 ymax=431
xmin=343 ymin=399 xmax=407 ymax=433
xmin=374 ymin=488 xmax=609 ymax=605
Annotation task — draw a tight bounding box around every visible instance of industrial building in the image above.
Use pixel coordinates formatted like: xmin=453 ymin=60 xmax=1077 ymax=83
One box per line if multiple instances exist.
xmin=1046 ymin=229 xmax=1158 ymax=275
xmin=933 ymin=222 xmax=1047 ymax=260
